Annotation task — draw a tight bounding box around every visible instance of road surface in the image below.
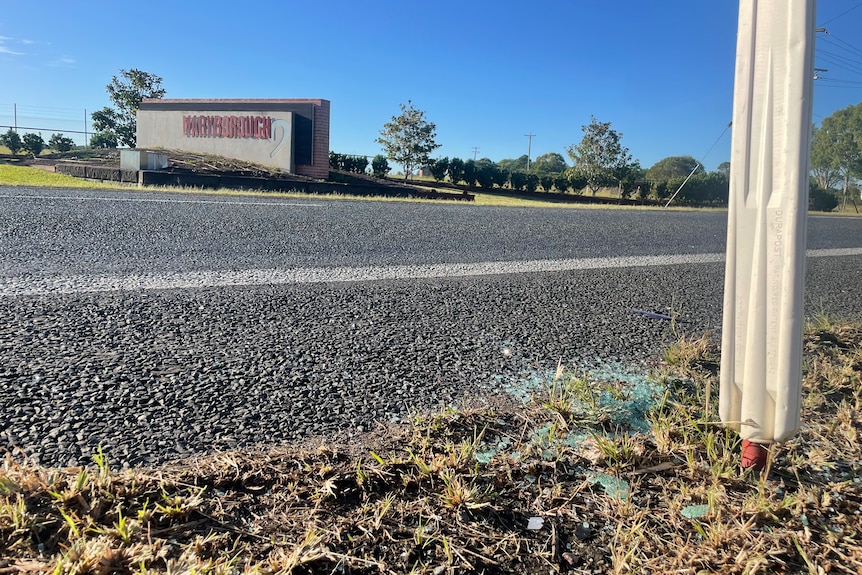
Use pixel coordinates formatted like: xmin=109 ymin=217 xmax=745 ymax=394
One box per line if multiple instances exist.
xmin=1 ymin=187 xmax=860 ymax=467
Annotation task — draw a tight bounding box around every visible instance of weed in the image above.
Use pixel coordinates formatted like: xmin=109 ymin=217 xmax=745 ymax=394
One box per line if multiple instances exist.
xmin=0 ymin=321 xmax=860 ymax=573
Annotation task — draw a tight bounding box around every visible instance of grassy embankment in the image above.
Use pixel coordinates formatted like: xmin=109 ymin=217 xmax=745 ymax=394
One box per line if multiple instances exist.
xmin=1 ymin=319 xmax=861 ymax=573
xmin=0 ymin=161 xmax=631 ymax=209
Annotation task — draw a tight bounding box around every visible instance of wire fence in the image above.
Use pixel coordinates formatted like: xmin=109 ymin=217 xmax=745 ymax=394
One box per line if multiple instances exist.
xmin=0 ymin=103 xmax=93 ymax=147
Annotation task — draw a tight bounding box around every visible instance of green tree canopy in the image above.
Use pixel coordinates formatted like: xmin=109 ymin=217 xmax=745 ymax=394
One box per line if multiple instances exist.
xmin=531 ymin=152 xmax=568 ymax=176
xmin=498 ymin=155 xmax=528 ymax=174
xmin=90 ymin=132 xmax=118 ymax=149
xmin=462 ymin=159 xmax=478 ymax=187
xmin=21 ymin=133 xmax=45 ymax=157
xmin=92 ymin=69 xmax=165 ymax=148
xmin=376 ymin=100 xmax=441 ymax=182
xmin=48 ymin=133 xmax=75 ymax=152
xmin=447 ymin=157 xmax=465 ymax=184
xmin=0 ymin=129 xmax=22 ymax=154
xmin=646 ymin=155 xmax=703 ymax=181
xmin=429 ymin=157 xmax=449 ymax=182
xmin=810 ymin=102 xmax=862 ymax=207
xmin=566 ymin=117 xmax=634 ymax=196
xmin=371 ymin=154 xmax=390 ymax=178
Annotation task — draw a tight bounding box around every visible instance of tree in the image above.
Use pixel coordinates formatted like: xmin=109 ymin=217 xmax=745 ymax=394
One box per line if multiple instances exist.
xmin=0 ymin=129 xmax=22 ymax=154
xmin=49 ymin=133 xmax=75 ymax=152
xmin=475 ymin=158 xmax=499 ymax=189
xmin=553 ymin=174 xmax=570 ymax=193
xmin=447 ymin=157 xmax=465 ymax=184
xmin=498 ymin=155 xmax=528 ymax=174
xmin=509 ymin=171 xmax=527 ymax=191
xmin=525 ymin=173 xmax=539 ymax=193
xmin=567 ymin=170 xmax=588 ymax=195
xmin=646 ymin=155 xmax=704 ymax=181
xmin=371 ymin=154 xmax=390 ymax=178
xmin=376 ymin=100 xmax=441 ymax=182
xmin=90 ymin=132 xmax=118 ymax=148
xmin=668 ymin=171 xmax=728 ymax=206
xmin=531 ymin=152 xmax=568 ymax=176
xmin=462 ymin=159 xmax=478 ymax=187
xmin=90 ymin=108 xmax=120 ymax=149
xmin=567 ymin=117 xmax=634 ymax=196
xmin=540 ymin=174 xmax=554 ymax=191
xmin=810 ymin=104 xmax=862 ymax=208
xmin=429 ymin=157 xmax=449 ymax=182
xmin=492 ymin=166 xmax=509 ymax=188
xmin=342 ymin=155 xmax=368 ymax=174
xmin=92 ymin=68 xmax=165 ymax=148
xmin=22 ymin=133 xmax=45 ymax=157
xmin=809 ymin=181 xmax=839 ymax=212
xmin=717 ymin=161 xmax=731 ymax=178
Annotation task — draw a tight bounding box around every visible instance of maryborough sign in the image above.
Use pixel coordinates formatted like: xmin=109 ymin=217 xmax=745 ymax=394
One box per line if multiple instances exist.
xmin=180 ymin=114 xmax=292 ymax=159
xmin=182 ymin=115 xmax=276 ymax=140
xmin=137 ymin=99 xmax=331 ymax=179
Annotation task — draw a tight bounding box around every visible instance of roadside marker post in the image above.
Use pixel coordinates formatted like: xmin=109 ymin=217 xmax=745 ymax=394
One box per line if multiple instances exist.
xmin=720 ymin=0 xmax=816 ymax=470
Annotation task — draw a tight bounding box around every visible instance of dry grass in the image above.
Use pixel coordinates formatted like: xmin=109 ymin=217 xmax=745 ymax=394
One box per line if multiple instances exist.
xmin=1 ymin=322 xmax=862 ymax=574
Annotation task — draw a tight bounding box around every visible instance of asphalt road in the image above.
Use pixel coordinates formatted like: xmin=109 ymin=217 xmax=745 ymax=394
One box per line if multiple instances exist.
xmin=1 ymin=186 xmax=861 ymax=468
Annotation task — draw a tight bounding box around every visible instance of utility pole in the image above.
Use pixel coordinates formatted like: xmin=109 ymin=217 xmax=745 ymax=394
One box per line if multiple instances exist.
xmin=472 ymin=147 xmax=479 ymax=161
xmin=525 ymin=132 xmax=535 ymax=171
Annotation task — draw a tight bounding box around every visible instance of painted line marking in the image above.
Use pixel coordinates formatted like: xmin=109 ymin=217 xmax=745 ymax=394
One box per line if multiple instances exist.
xmin=0 ymin=193 xmax=323 ymax=208
xmin=1 ymin=247 xmax=860 ymax=296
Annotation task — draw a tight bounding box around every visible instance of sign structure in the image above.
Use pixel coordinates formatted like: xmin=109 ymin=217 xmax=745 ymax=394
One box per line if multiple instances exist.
xmin=137 ymin=99 xmax=330 ymax=179
xmin=720 ymin=0 xmax=816 ymax=445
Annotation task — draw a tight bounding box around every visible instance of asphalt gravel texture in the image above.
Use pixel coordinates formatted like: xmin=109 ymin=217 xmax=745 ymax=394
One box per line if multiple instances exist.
xmin=1 ymin=187 xmax=861 ymax=468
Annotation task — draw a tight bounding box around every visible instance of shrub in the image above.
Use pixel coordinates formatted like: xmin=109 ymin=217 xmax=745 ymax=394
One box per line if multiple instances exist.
xmin=371 ymin=154 xmax=390 ymax=178
xmin=809 ymin=185 xmax=839 ymax=212
xmin=90 ymin=132 xmax=118 ymax=148
xmin=22 ymin=133 xmax=45 ymax=157
xmin=0 ymin=129 xmax=22 ymax=154
xmin=49 ymin=133 xmax=75 ymax=152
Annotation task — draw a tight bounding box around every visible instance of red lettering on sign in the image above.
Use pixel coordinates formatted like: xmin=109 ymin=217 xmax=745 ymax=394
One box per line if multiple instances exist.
xmin=182 ymin=115 xmax=276 ymax=140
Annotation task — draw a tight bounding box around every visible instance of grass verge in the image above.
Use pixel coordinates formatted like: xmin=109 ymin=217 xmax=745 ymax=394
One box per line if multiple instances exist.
xmin=0 ymin=165 xmax=132 ymax=190
xmin=2 ymin=321 xmax=861 ymax=573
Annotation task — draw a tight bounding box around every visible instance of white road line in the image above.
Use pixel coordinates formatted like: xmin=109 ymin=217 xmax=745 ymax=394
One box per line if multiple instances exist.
xmin=1 ymin=247 xmax=860 ymax=296
xmin=0 ymin=194 xmax=323 ymax=208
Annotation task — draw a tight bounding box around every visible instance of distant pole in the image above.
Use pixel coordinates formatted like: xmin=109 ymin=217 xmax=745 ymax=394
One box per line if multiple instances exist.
xmin=525 ymin=132 xmax=535 ymax=171
xmin=13 ymin=103 xmax=17 ymax=131
xmin=472 ymin=147 xmax=480 ymax=161
xmin=720 ymin=0 xmax=816 ymax=471
xmin=84 ymin=108 xmax=88 ymax=148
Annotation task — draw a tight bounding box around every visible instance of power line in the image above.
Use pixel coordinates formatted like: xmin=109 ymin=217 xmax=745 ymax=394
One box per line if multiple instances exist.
xmin=818 ymin=49 xmax=862 ymax=74
xmin=817 ymin=1 xmax=862 ymax=27
xmin=821 ymin=34 xmax=862 ymax=59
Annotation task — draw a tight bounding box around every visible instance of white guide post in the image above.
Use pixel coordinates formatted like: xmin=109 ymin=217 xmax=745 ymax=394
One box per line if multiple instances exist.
xmin=720 ymin=0 xmax=816 ymax=468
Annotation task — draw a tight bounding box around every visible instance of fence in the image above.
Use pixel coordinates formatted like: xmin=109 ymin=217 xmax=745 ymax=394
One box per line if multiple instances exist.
xmin=0 ymin=103 xmax=93 ymax=147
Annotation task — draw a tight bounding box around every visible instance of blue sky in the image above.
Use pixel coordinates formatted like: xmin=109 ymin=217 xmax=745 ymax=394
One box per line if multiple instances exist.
xmin=1 ymin=1 xmax=861 ymax=172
